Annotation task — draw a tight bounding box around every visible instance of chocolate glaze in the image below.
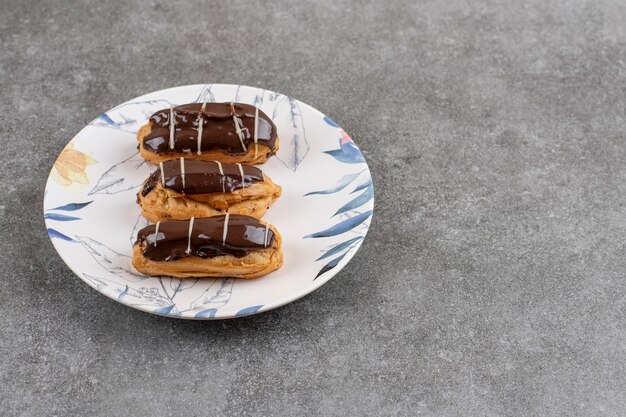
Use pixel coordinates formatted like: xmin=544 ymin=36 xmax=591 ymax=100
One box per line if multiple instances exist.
xmin=136 ymin=215 xmax=275 ymax=261
xmin=141 ymin=102 xmax=277 ymax=155
xmin=140 ymin=159 xmax=264 ymax=197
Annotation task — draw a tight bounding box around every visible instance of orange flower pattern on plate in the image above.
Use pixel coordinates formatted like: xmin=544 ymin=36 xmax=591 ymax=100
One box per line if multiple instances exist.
xmin=51 ymin=143 xmax=96 ymax=186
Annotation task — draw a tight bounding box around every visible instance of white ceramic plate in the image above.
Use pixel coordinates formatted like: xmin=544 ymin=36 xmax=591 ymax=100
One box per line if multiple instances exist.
xmin=43 ymin=84 xmax=374 ymax=319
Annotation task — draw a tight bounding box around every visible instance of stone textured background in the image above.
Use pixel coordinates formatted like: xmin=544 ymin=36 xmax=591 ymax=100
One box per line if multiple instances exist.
xmin=1 ymin=0 xmax=625 ymax=415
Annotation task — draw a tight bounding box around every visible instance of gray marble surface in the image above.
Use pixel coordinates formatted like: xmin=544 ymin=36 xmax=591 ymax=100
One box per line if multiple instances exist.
xmin=1 ymin=0 xmax=625 ymax=415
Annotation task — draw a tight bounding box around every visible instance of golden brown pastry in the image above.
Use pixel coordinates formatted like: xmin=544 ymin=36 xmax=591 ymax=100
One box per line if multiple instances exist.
xmin=137 ymin=159 xmax=281 ymax=222
xmin=132 ymin=215 xmax=283 ymax=279
xmin=137 ymin=102 xmax=279 ymax=164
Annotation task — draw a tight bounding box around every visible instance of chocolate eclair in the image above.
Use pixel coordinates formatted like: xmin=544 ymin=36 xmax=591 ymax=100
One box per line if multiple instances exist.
xmin=132 ymin=215 xmax=283 ymax=279
xmin=137 ymin=102 xmax=280 ymax=164
xmin=137 ymin=159 xmax=282 ymax=222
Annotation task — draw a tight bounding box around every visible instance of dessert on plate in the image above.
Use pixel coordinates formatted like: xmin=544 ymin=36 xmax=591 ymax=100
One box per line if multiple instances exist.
xmin=132 ymin=215 xmax=283 ymax=279
xmin=137 ymin=158 xmax=281 ymax=222
xmin=137 ymin=102 xmax=279 ymax=164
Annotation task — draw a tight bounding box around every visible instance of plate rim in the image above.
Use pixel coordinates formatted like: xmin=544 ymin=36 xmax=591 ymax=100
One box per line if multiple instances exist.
xmin=43 ymin=83 xmax=375 ymax=319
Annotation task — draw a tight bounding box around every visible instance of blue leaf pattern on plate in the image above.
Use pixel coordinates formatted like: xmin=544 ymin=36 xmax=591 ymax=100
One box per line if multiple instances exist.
xmin=77 ymin=236 xmax=147 ymax=281
xmin=47 ymin=228 xmax=78 ymax=242
xmin=235 ymin=305 xmax=264 ymax=316
xmin=304 ymin=211 xmax=372 ymax=238
xmin=89 ymin=100 xmax=173 ymax=133
xmin=304 ymin=171 xmax=365 ymax=196
xmin=190 ymin=278 xmax=235 ymax=310
xmin=333 ymin=185 xmax=374 ymax=216
xmin=89 ymin=152 xmax=152 ymax=195
xmin=233 ymin=87 xmax=309 ymax=172
xmin=301 ymin=114 xmax=374 ymax=280
xmin=273 ymin=97 xmax=310 ymax=171
xmin=321 ymin=119 xmax=366 ymax=164
xmin=324 ymin=144 xmax=366 ymax=164
xmin=118 ymin=285 xmax=129 ymax=301
xmin=44 ymin=213 xmax=81 ymax=222
xmin=195 ymin=84 xmax=216 ymax=103
xmin=154 ymin=305 xmax=176 ymax=315
xmin=315 ymin=252 xmax=350 ymax=279
xmin=230 ymin=85 xmax=266 ymax=110
xmin=195 ymin=308 xmax=218 ymax=318
xmin=316 ymin=236 xmax=364 ymax=261
xmin=97 ymin=113 xmax=116 ymax=126
xmin=82 ymin=273 xmax=227 ymax=317
xmin=83 ymin=274 xmax=110 ymax=290
xmin=82 ymin=274 xmax=166 ymax=307
xmin=169 ymin=277 xmax=200 ymax=294
xmin=47 ymin=201 xmax=93 ymax=211
xmin=351 ymin=179 xmax=372 ymax=194
xmin=83 ymin=274 xmax=131 ymax=299
xmin=323 ymin=116 xmax=340 ymax=128
xmin=252 ymin=89 xmax=265 ymax=107
xmin=269 ymin=93 xmax=288 ymax=120
xmin=130 ymin=214 xmax=150 ymax=245
xmin=82 ymin=274 xmax=123 ymax=293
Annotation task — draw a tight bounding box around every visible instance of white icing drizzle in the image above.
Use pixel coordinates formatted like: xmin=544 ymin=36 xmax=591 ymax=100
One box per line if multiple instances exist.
xmin=169 ymin=106 xmax=175 ymax=150
xmin=180 ymin=157 xmax=186 ymax=190
xmin=237 ymin=163 xmax=245 ymax=187
xmin=185 ymin=217 xmax=195 ymax=255
xmin=216 ymin=160 xmax=225 ymax=193
xmin=153 ymin=221 xmax=160 ymax=247
xmin=263 ymin=223 xmax=270 ymax=248
xmin=196 ymin=102 xmax=205 ymax=155
xmin=253 ymin=107 xmax=259 ymax=158
xmin=222 ymin=213 xmax=230 ymax=245
xmin=230 ymin=102 xmax=247 ymax=152
xmin=159 ymin=161 xmax=165 ymax=185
